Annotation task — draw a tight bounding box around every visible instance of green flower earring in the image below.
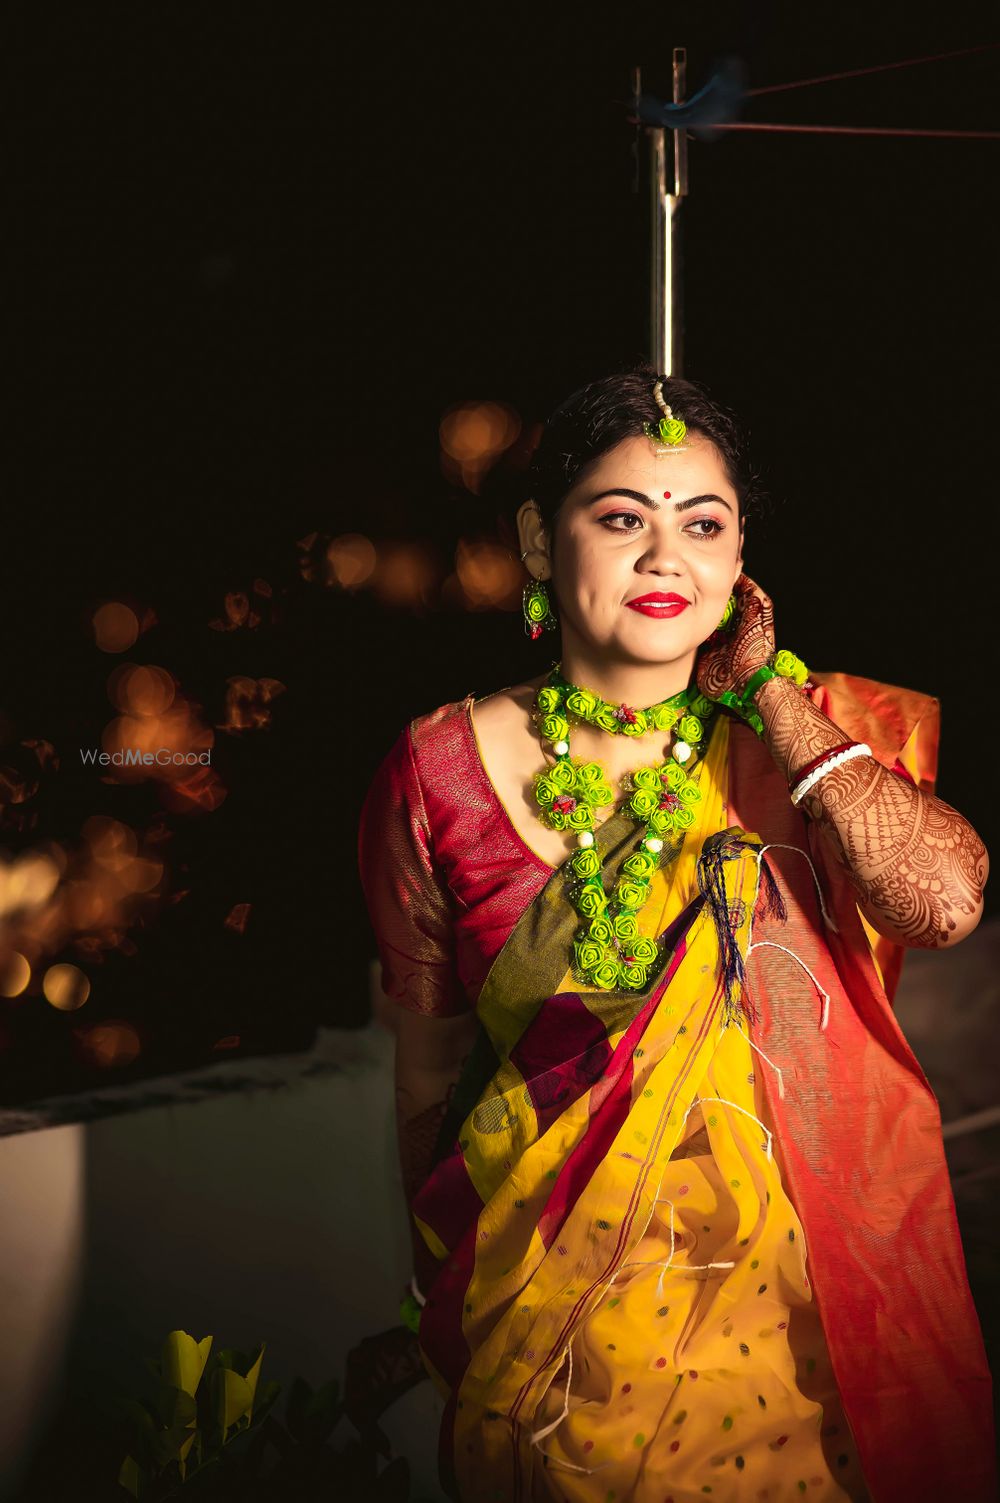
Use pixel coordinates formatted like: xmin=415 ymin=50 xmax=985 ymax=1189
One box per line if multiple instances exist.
xmin=716 ymin=593 xmax=737 ymax=631
xmin=521 ymin=562 xmax=558 ymax=641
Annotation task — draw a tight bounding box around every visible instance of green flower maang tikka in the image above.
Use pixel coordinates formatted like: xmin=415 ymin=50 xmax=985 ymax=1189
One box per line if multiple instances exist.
xmin=643 ymin=379 xmax=689 ymax=452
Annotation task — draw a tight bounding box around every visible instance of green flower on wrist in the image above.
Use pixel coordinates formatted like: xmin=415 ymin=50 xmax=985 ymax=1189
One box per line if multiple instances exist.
xmin=588 ymin=916 xmax=614 ymax=946
xmin=592 ymin=960 xmax=622 ymax=991
xmin=673 ymin=805 xmax=696 ymax=830
xmin=690 ymin=694 xmax=715 ymax=720
xmin=772 ymin=649 xmax=809 ymax=685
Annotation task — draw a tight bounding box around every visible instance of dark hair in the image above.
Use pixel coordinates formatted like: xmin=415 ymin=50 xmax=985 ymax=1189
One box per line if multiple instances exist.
xmin=525 ymin=362 xmax=764 ymax=530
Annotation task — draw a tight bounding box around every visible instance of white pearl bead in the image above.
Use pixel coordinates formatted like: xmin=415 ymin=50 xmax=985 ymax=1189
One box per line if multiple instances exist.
xmin=577 ymin=830 xmax=595 ymax=848
xmin=553 ymin=740 xmax=569 ymax=755
xmin=644 ymin=837 xmax=664 ymax=853
xmin=673 ymin=740 xmax=692 ymax=763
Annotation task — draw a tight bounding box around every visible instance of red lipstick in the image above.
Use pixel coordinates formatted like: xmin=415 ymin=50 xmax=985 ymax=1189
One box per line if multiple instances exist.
xmin=625 ymin=591 xmax=691 ymax=618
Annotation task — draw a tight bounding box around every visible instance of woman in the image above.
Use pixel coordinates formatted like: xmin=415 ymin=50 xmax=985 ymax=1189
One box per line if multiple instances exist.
xmin=357 ymin=367 xmax=994 ymax=1503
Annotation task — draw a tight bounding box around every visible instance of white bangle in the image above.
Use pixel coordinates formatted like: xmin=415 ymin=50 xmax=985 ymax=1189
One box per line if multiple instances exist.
xmin=790 ymin=742 xmax=873 ymax=806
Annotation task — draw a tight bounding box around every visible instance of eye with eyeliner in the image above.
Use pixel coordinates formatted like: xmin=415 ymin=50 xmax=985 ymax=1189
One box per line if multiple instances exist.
xmin=597 ymin=510 xmax=725 ymax=540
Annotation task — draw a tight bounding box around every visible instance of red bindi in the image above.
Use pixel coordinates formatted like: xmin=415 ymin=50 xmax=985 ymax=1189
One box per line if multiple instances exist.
xmin=662 ymin=491 xmax=671 ymax=499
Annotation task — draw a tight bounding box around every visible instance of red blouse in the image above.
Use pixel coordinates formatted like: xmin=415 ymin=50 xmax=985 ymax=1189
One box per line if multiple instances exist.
xmin=357 ymin=697 xmax=552 ymax=1017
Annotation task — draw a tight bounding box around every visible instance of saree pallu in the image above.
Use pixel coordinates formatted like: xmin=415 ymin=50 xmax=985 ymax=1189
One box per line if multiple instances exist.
xmin=412 ymin=717 xmax=872 ymax=1503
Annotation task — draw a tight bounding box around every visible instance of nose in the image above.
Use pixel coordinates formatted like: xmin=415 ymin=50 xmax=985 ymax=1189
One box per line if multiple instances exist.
xmin=636 ymin=524 xmax=687 ymax=577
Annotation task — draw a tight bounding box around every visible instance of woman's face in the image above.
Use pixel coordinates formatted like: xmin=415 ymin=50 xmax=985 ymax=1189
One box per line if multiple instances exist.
xmin=548 ymin=431 xmax=744 ymax=668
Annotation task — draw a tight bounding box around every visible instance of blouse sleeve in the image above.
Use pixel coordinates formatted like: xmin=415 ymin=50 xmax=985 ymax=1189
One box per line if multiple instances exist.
xmin=357 ymin=725 xmax=469 ymax=1018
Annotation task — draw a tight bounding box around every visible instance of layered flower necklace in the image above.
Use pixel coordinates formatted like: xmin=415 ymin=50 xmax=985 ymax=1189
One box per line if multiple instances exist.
xmin=532 ymin=665 xmax=718 ymax=993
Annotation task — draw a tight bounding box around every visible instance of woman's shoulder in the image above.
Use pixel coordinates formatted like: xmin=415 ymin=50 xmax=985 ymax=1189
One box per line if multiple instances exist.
xmin=407 ymin=675 xmax=546 ymax=753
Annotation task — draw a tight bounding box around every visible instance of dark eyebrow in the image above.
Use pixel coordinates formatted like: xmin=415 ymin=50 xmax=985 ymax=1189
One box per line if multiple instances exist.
xmin=588 ymin=487 xmax=734 ymax=516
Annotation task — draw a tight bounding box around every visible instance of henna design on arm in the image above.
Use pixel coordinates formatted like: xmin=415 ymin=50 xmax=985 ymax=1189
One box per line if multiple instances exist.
xmin=754 ymin=676 xmax=989 ymax=948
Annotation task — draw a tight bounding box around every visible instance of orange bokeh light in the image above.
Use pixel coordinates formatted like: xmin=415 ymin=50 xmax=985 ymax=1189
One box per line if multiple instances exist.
xmin=75 ymin=1021 xmax=141 ymax=1068
xmin=93 ymin=603 xmax=140 ymax=653
xmin=0 ymin=952 xmax=31 ymax=999
xmin=326 ymin=534 xmax=377 ymax=589
xmin=43 ymin=962 xmax=91 ymax=1011
xmin=455 ymin=539 xmax=522 ymax=610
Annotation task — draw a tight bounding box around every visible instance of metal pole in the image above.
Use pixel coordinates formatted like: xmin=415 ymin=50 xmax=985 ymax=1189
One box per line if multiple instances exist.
xmin=670 ymin=47 xmax=688 ymax=377
xmin=639 ymin=50 xmax=689 ymax=376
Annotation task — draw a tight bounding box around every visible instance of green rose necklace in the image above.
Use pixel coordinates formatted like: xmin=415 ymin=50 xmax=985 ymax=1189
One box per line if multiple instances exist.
xmin=532 ymin=666 xmax=719 ymax=993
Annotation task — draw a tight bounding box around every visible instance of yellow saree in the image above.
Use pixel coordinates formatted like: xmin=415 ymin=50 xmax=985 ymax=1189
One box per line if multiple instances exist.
xmin=412 ymin=714 xmax=870 ymax=1503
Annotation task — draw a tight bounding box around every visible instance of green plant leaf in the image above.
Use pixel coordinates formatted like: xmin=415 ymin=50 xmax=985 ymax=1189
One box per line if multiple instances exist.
xmin=212 ymin=1366 xmax=254 ymax=1436
xmin=150 ymin=1420 xmax=201 ymax=1471
xmin=162 ymin=1332 xmax=213 ymax=1399
xmin=118 ymin=1454 xmax=143 ymax=1499
xmin=151 ymin=1383 xmax=198 ymax=1433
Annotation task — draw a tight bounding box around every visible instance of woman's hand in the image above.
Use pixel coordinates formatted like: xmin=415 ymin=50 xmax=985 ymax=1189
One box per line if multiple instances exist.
xmin=696 ymin=572 xmax=776 ymax=703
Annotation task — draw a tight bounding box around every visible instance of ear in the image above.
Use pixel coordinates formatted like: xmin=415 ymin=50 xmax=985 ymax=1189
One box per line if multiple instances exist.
xmin=516 ymin=499 xmax=551 ymax=578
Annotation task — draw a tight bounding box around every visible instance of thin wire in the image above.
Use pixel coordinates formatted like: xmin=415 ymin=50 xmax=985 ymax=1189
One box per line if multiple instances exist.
xmin=746 ymin=41 xmax=1000 ymax=98
xmin=716 ymin=122 xmax=1000 ymax=140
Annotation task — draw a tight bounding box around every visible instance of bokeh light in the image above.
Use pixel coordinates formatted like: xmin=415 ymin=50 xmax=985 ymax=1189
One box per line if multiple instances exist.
xmin=440 ymin=401 xmax=522 ymax=492
xmin=74 ymin=1020 xmax=141 ymax=1068
xmin=0 ymin=952 xmax=31 ymax=999
xmin=372 ymin=542 xmax=442 ymax=609
xmin=455 ymin=539 xmax=522 ymax=610
xmin=326 ymin=533 xmax=377 ymax=589
xmin=92 ymin=603 xmax=140 ymax=653
xmin=43 ymin=963 xmax=91 ymax=1011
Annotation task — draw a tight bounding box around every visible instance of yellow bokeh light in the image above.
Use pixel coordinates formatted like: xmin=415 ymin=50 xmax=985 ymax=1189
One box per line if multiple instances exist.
xmin=0 ymin=952 xmax=31 ymax=999
xmin=43 ymin=962 xmax=91 ymax=1011
xmin=0 ymin=853 xmax=60 ymax=916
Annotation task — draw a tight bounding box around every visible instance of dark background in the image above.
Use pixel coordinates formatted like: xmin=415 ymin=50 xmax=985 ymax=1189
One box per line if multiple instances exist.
xmin=5 ymin=2 xmax=999 ymax=1103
